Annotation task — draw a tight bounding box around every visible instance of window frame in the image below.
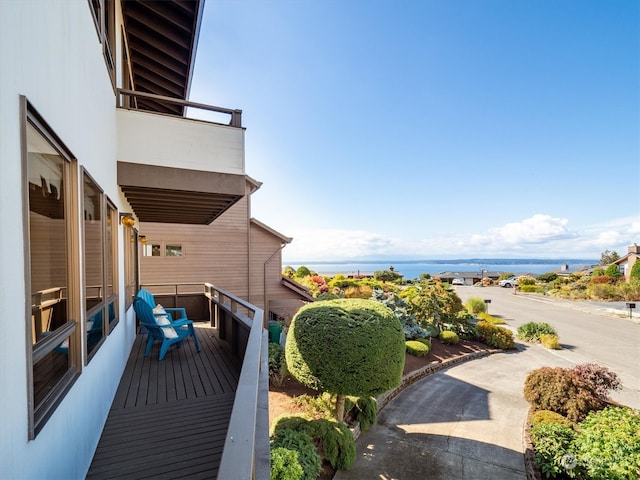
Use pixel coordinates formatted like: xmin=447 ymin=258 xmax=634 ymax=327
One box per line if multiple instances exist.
xmin=22 ymin=97 xmax=81 ymax=439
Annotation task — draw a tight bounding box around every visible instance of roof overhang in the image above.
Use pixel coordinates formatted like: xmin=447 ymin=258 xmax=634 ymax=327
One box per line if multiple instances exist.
xmin=118 ymin=162 xmax=245 ymax=224
xmin=122 ymin=0 xmax=205 ymax=114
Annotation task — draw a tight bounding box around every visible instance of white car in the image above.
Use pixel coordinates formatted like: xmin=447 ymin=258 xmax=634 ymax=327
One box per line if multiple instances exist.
xmin=498 ymin=276 xmax=519 ymax=288
xmin=451 ymin=278 xmax=465 ymax=285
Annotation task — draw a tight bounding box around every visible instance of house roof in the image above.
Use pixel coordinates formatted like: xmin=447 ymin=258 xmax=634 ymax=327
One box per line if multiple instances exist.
xmin=280 ymin=276 xmax=315 ymax=302
xmin=250 ymin=218 xmax=292 ymax=244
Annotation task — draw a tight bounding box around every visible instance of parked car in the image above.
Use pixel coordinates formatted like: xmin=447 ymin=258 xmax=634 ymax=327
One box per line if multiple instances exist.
xmin=498 ymin=276 xmax=519 ymax=288
xmin=452 ymin=278 xmax=465 ymax=285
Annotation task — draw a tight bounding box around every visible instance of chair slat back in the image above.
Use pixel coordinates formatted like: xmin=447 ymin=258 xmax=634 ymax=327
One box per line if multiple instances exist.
xmin=136 ymin=289 xmax=156 ymax=309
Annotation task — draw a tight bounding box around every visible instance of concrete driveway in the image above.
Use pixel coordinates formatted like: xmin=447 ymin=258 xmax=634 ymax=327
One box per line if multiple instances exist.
xmin=335 ymin=292 xmax=639 ymax=480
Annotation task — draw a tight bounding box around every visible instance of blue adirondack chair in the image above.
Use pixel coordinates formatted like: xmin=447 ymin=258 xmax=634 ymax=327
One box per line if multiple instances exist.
xmin=136 ymin=288 xmax=187 ymax=321
xmin=133 ymin=296 xmax=201 ymax=360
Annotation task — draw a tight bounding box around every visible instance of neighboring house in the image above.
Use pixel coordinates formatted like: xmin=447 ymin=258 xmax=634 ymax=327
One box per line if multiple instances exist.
xmin=139 ymin=178 xmax=312 ymax=320
xmin=433 ymin=271 xmax=502 ymax=285
xmin=1 ymin=1 xmax=272 ymax=478
xmin=613 ymin=244 xmax=640 ymax=280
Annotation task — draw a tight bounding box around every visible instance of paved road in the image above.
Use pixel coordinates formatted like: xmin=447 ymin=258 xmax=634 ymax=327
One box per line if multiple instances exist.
xmin=335 ymin=289 xmax=639 ymax=480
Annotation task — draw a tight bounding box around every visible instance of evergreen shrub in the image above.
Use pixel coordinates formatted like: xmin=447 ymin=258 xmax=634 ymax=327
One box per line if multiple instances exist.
xmin=439 ymin=330 xmax=459 ymax=344
xmin=476 ymin=320 xmax=514 ymax=349
xmin=285 ymin=299 xmax=405 ymax=398
xmin=270 ymin=428 xmax=322 ymax=480
xmin=539 ymin=333 xmax=560 ymax=349
xmin=406 ymin=340 xmax=430 ymax=356
xmin=517 ymin=322 xmax=557 ymax=342
xmin=531 ymin=410 xmax=574 ymax=428
xmin=465 ymin=296 xmax=487 ymax=314
xmin=345 ymin=396 xmax=378 ymax=432
xmin=524 ymin=367 xmax=604 ymax=421
xmin=270 ymin=447 xmax=304 ymax=480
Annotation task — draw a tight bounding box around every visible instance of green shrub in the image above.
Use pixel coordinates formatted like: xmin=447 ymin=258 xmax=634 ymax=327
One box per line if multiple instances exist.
xmin=572 ymin=406 xmax=640 ymax=480
xmin=406 ymin=340 xmax=430 ymax=356
xmin=518 ymin=275 xmax=537 ymax=286
xmin=631 ymin=261 xmax=640 ymax=280
xmin=524 ymin=367 xmax=604 ymax=421
xmin=270 ymin=429 xmax=322 ymax=480
xmin=476 ymin=320 xmax=514 ymax=349
xmin=537 ymin=272 xmax=558 ymax=283
xmin=539 ymin=333 xmax=561 ymax=350
xmin=476 ymin=312 xmax=505 ymax=324
xmin=345 ymin=395 xmax=378 ymax=432
xmin=292 ymin=392 xmax=334 ymax=419
xmin=439 ymin=330 xmax=459 ymax=345
xmin=286 ymin=298 xmax=405 ymax=421
xmin=531 ymin=410 xmax=574 ymax=428
xmin=530 ymin=422 xmax=575 ymax=478
xmin=270 ymin=447 xmax=304 ymax=480
xmin=415 ymin=337 xmax=432 ymax=347
xmin=465 ymin=296 xmax=487 ymax=314
xmin=295 ymin=266 xmax=311 ymax=278
xmin=604 ymin=264 xmax=622 ymax=279
xmin=271 ymin=415 xmax=356 ymax=470
xmin=517 ymin=322 xmax=557 ymax=342
xmin=571 ymin=363 xmax=622 ymax=400
xmin=518 ymin=284 xmax=542 ymax=293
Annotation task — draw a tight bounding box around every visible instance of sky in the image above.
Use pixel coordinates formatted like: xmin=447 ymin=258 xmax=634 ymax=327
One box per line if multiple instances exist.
xmin=189 ymin=0 xmax=640 ymax=262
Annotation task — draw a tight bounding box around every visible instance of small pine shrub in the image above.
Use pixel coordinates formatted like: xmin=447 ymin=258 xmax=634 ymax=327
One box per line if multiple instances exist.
xmin=539 ymin=333 xmax=561 ymax=350
xmin=270 ymin=447 xmax=304 ymax=480
xmin=346 ymin=396 xmax=378 ymax=431
xmin=439 ymin=330 xmax=459 ymax=345
xmin=477 ymin=312 xmax=505 ymax=324
xmin=476 ymin=320 xmax=514 ymax=349
xmin=270 ymin=429 xmax=322 ymax=480
xmin=524 ymin=367 xmax=604 ymax=421
xmin=531 ymin=410 xmax=574 ymax=428
xmin=571 ymin=363 xmax=622 ymax=400
xmin=517 ymin=322 xmax=557 ymax=342
xmin=465 ymin=297 xmax=487 ymax=314
xmin=406 ymin=340 xmax=430 ymax=356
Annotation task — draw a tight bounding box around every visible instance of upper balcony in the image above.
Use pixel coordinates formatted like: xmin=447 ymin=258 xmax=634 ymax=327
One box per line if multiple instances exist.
xmin=117 ymin=90 xmax=246 ymax=225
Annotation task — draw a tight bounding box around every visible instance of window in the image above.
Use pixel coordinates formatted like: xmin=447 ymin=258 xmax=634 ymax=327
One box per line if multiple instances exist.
xmin=142 ymin=242 xmax=184 ymax=257
xmin=88 ymin=0 xmax=116 ymax=87
xmin=123 ymin=223 xmax=138 ymax=309
xmin=143 ymin=243 xmax=161 ymax=257
xmin=82 ymin=172 xmax=119 ymax=359
xmin=23 ymin=98 xmax=81 ymax=438
xmin=165 ymin=244 xmax=183 ymax=257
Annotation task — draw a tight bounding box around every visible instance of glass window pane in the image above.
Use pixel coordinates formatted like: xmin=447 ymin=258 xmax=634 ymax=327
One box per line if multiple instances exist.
xmin=143 ymin=244 xmax=161 ymax=257
xmin=83 ymin=173 xmax=103 ymax=311
xmin=165 ymin=244 xmax=182 ymax=257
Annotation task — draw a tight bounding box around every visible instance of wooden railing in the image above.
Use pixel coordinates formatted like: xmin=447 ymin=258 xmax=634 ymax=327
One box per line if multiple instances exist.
xmin=141 ymin=282 xmax=268 ymax=479
xmin=117 ymin=89 xmax=243 ymax=127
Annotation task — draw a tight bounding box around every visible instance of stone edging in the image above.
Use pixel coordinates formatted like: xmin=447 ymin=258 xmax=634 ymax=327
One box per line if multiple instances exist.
xmin=523 ymin=407 xmax=542 ymax=480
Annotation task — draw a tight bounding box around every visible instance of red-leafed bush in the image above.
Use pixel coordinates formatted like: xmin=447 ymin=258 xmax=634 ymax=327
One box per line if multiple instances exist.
xmin=590 ymin=275 xmax=615 ymax=285
xmin=571 ymin=363 xmax=622 ymax=400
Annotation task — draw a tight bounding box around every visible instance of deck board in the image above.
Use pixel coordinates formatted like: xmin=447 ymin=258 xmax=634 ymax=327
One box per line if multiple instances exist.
xmin=87 ymin=324 xmax=241 ymax=479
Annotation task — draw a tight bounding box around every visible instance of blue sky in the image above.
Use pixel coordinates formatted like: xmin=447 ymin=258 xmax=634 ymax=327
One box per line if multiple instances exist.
xmin=189 ymin=0 xmax=639 ymax=261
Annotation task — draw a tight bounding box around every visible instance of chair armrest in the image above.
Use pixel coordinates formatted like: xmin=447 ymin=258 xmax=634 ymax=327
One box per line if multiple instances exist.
xmin=170 ymin=319 xmax=193 ymax=327
xmin=164 ymin=307 xmax=187 ymax=320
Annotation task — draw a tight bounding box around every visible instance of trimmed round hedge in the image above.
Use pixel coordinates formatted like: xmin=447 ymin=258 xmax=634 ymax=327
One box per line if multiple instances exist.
xmin=285 ymin=298 xmax=405 ymax=397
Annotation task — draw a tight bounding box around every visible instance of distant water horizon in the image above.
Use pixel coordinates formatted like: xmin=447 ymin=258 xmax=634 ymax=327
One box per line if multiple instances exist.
xmin=285 ymin=258 xmax=597 ymax=280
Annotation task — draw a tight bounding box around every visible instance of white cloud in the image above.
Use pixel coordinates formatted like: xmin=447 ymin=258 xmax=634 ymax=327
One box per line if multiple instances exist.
xmin=281 ymin=215 xmax=640 ymax=261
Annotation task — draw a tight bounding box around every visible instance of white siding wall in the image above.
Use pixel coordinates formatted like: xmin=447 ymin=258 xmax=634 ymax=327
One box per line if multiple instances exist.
xmin=0 ymin=2 xmax=136 ymax=478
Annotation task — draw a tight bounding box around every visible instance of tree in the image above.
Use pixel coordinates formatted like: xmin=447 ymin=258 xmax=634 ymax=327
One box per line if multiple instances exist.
xmin=295 ymin=265 xmax=311 ymax=278
xmin=285 ymin=299 xmax=405 ymax=422
xmin=631 ymin=261 xmax=640 ymax=280
xmin=604 ymin=264 xmax=621 ymax=279
xmin=599 ymin=250 xmax=620 ymax=266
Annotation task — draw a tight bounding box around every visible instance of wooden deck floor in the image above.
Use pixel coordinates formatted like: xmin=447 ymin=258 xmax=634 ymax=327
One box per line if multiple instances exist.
xmin=87 ymin=324 xmax=241 ymax=480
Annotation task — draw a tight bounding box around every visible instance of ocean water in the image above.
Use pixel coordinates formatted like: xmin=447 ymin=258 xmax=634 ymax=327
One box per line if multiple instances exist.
xmin=285 ymin=259 xmax=597 ymax=280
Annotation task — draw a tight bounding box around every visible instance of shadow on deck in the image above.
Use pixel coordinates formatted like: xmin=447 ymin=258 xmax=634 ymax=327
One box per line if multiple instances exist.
xmin=87 ymin=324 xmax=241 ymax=479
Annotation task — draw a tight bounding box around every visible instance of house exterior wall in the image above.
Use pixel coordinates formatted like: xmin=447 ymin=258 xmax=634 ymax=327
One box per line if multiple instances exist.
xmin=140 ymin=195 xmax=252 ymax=299
xmin=1 ymin=2 xmax=137 ymax=478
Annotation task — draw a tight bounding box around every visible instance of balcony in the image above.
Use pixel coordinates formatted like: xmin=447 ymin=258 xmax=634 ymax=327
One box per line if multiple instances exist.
xmin=87 ymin=283 xmax=269 ymax=479
xmin=116 ymin=90 xmax=246 ymax=225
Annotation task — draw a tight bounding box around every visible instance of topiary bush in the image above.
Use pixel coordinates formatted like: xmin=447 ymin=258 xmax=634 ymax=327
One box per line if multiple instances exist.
xmin=286 ymin=298 xmax=405 ymax=421
xmin=571 ymin=363 xmax=622 ymax=400
xmin=539 ymin=333 xmax=560 ymax=349
xmin=476 ymin=320 xmax=514 ymax=349
xmin=439 ymin=330 xmax=459 ymax=345
xmin=406 ymin=340 xmax=430 ymax=356
xmin=524 ymin=367 xmax=605 ymax=421
xmin=270 ymin=428 xmax=322 ymax=480
xmin=270 ymin=447 xmax=304 ymax=480
xmin=517 ymin=322 xmax=557 ymax=342
xmin=531 ymin=410 xmax=574 ymax=428
xmin=465 ymin=296 xmax=487 ymax=314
